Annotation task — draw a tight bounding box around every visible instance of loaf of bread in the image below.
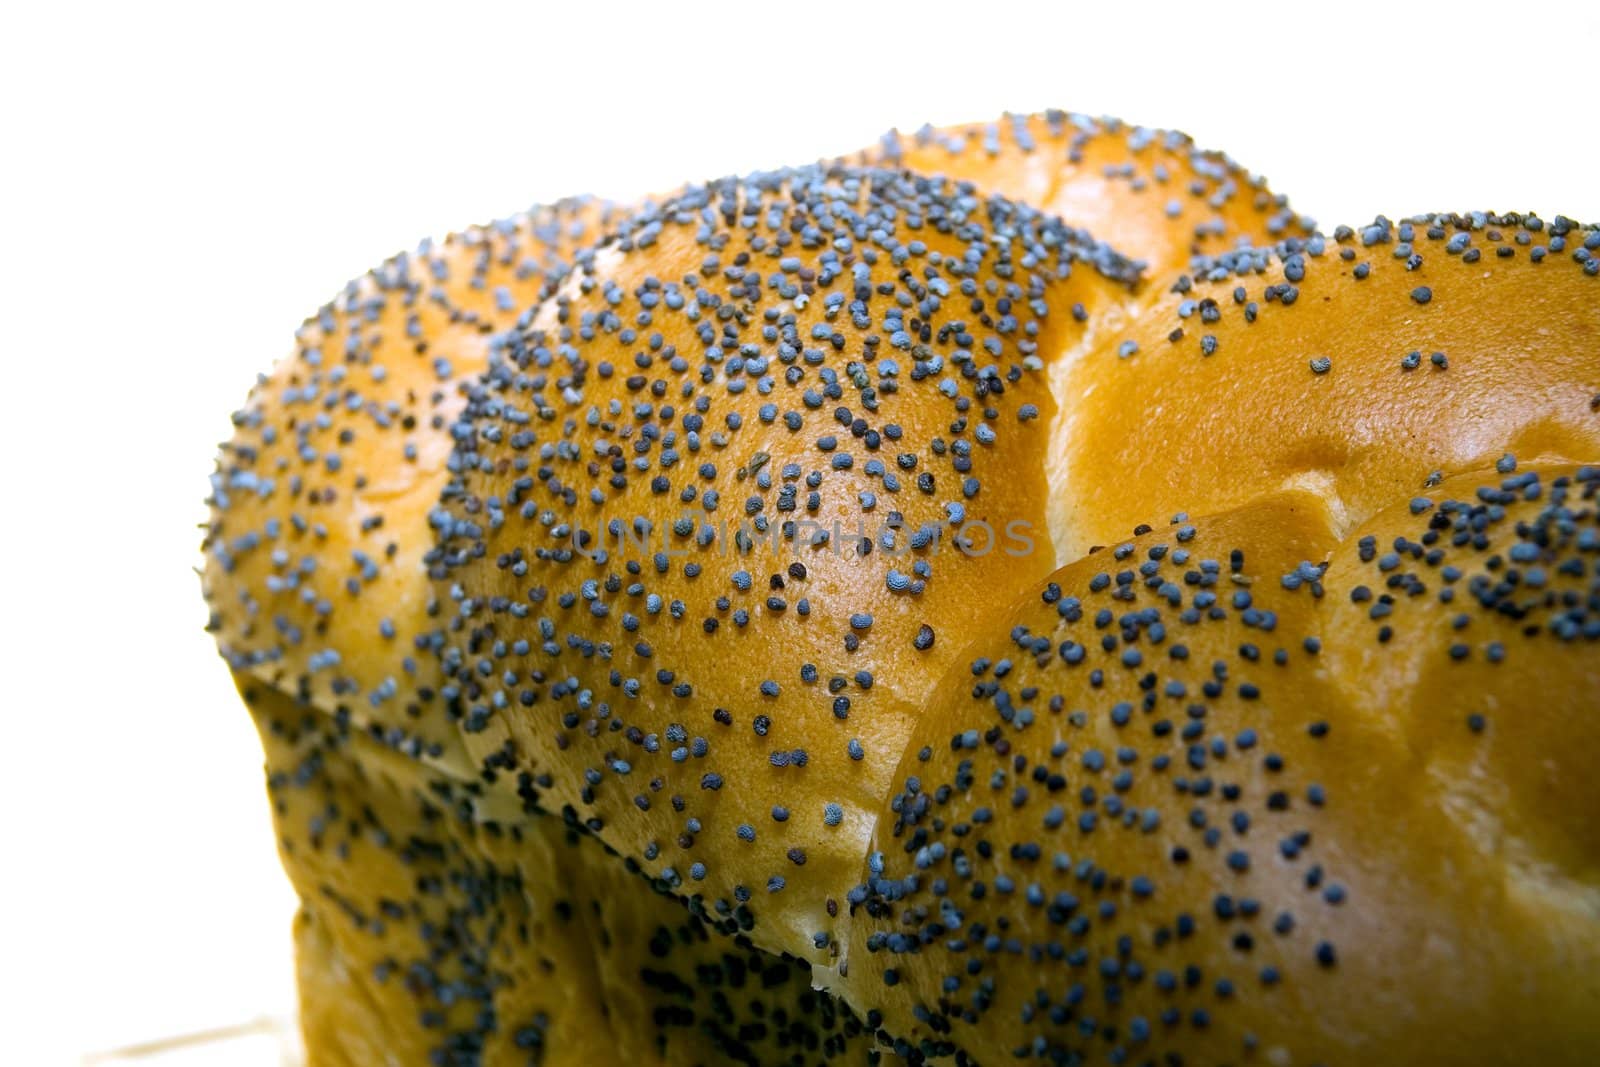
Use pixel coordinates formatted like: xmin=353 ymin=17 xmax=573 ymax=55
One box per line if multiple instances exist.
xmin=204 ymin=112 xmax=1599 ymax=1065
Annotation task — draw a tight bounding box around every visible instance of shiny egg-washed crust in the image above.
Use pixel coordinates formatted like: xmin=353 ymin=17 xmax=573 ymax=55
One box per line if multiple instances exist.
xmin=841 ymin=465 xmax=1600 ymax=1065
xmin=854 ymin=111 xmax=1314 ymax=280
xmin=246 ymin=681 xmax=898 ymax=1066
xmin=428 ymin=163 xmax=1139 ymax=966
xmin=205 ymin=197 xmax=637 ymax=779
xmin=204 ymin=115 xmax=1600 ymax=1066
xmin=1060 ymin=212 xmax=1600 ymax=561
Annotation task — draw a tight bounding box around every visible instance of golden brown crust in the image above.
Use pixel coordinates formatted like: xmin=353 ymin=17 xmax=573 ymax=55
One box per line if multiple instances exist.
xmin=1056 ymin=212 xmax=1600 ymax=562
xmin=429 ymin=165 xmax=1136 ymax=963
xmin=843 ymin=466 xmax=1600 ymax=1065
xmin=204 ymin=198 xmax=633 ymax=776
xmin=856 ymin=111 xmax=1312 ymax=280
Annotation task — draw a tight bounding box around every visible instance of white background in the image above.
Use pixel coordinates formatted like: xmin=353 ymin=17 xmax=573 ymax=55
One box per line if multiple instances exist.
xmin=3 ymin=1 xmax=1595 ymax=1062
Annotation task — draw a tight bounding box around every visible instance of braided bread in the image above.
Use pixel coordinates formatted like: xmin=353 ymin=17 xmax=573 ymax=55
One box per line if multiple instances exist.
xmin=203 ymin=112 xmax=1599 ymax=1066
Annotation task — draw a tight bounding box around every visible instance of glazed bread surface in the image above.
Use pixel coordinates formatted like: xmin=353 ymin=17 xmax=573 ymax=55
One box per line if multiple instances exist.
xmin=203 ymin=112 xmax=1600 ymax=1066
